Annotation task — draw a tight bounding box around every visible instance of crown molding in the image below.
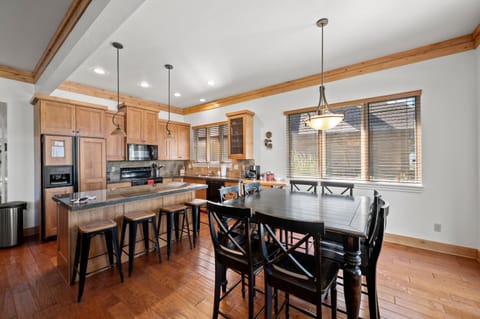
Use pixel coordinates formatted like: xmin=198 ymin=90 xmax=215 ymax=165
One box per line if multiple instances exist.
xmin=0 ymin=65 xmax=34 ymax=83
xmin=58 ymin=81 xmax=184 ymax=115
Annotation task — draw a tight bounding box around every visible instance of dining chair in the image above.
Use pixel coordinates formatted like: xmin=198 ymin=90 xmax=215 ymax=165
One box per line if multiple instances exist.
xmin=218 ymin=184 xmax=241 ymax=202
xmin=290 ymin=179 xmax=319 ymax=194
xmin=321 ymin=191 xmax=389 ymax=319
xmin=320 ymin=181 xmax=354 ymax=196
xmin=257 ymin=211 xmax=338 ymax=319
xmin=207 ymin=201 xmax=264 ymax=319
xmin=243 ymin=182 xmax=261 ymax=196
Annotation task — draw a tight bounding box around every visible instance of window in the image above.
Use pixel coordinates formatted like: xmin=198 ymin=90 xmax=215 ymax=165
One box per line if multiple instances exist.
xmin=286 ymin=91 xmax=421 ymax=184
xmin=192 ymin=123 xmax=230 ymax=163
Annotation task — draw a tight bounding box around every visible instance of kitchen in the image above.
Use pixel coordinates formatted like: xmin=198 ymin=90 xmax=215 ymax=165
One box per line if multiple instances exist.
xmin=0 ymin=0 xmax=479 ymax=318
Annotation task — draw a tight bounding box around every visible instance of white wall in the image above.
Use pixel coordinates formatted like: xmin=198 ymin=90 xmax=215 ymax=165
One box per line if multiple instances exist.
xmin=477 ymin=46 xmax=480 ymax=251
xmin=186 ymin=51 xmax=479 ymax=249
xmin=0 ymin=78 xmax=35 ymax=228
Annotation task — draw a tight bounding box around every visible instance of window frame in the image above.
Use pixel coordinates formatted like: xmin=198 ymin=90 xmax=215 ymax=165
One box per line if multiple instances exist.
xmin=191 ymin=121 xmax=231 ymax=164
xmin=284 ymin=90 xmax=422 ymax=185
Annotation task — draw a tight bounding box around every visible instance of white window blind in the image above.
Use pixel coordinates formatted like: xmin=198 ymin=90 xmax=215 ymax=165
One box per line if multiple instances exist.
xmin=287 ymin=92 xmax=421 ymax=184
xmin=192 ymin=123 xmax=230 ymax=163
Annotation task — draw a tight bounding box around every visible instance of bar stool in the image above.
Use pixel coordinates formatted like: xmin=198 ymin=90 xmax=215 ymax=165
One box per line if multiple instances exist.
xmin=71 ymin=219 xmax=124 ymax=302
xmin=158 ymin=204 xmax=192 ymax=260
xmin=120 ymin=211 xmax=161 ymax=277
xmin=185 ymin=198 xmax=207 ymax=247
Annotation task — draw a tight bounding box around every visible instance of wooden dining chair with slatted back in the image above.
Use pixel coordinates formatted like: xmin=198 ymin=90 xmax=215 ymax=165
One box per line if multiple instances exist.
xmin=320 ymin=181 xmax=354 ymax=196
xmin=257 ymin=211 xmax=339 ymax=319
xmin=321 ymin=191 xmax=389 ymax=319
xmin=243 ymin=182 xmax=261 ymax=196
xmin=207 ymin=201 xmax=265 ymax=319
xmin=218 ymin=184 xmax=241 ymax=203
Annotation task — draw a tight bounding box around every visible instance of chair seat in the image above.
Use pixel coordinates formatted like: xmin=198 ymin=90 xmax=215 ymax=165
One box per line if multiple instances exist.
xmin=79 ymin=219 xmax=117 ymax=233
xmin=160 ymin=204 xmax=187 ymax=213
xmin=124 ymin=210 xmax=156 ymax=221
xmin=185 ymin=199 xmax=207 ymax=206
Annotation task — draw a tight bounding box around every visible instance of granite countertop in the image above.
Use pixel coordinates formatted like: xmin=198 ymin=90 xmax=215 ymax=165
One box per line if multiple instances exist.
xmin=52 ymin=182 xmax=207 ymax=211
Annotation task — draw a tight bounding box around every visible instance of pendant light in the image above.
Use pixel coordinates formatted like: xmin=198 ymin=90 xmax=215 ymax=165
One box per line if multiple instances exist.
xmin=304 ymin=18 xmax=343 ymax=130
xmin=110 ymin=41 xmax=126 ymax=136
xmin=165 ymin=64 xmax=174 ymax=140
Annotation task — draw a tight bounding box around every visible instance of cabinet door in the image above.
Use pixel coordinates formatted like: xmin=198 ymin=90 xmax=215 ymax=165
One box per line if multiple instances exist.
xmin=43 ymin=186 xmax=73 ymax=238
xmin=126 ymin=108 xmax=143 ymax=144
xmin=142 ymin=111 xmax=158 ymax=144
xmin=105 ymin=113 xmax=125 ymax=161
xmin=78 ymin=138 xmax=106 ymax=192
xmin=75 ymin=106 xmax=105 ymax=137
xmin=157 ymin=122 xmax=169 ymax=160
xmin=182 ymin=178 xmax=206 ymax=199
xmin=167 ymin=124 xmax=178 ymax=159
xmin=40 ymin=101 xmax=75 ymax=135
xmin=228 ymin=117 xmax=244 ymax=157
xmin=176 ymin=125 xmax=190 ymax=160
xmin=43 ymin=135 xmax=73 ymax=166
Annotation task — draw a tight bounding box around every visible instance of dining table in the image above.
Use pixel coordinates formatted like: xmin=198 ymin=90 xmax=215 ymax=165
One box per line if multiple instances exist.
xmin=224 ymin=188 xmax=372 ymax=319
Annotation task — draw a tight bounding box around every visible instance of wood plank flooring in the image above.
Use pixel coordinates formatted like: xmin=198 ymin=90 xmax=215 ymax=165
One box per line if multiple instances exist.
xmin=0 ymin=217 xmax=479 ymax=319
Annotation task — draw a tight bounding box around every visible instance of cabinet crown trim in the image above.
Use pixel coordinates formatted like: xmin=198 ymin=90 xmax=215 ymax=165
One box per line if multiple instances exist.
xmin=226 ymin=110 xmax=255 ymax=117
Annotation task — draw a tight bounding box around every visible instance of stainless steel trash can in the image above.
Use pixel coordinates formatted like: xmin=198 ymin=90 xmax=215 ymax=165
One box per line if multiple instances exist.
xmin=0 ymin=201 xmax=27 ymax=248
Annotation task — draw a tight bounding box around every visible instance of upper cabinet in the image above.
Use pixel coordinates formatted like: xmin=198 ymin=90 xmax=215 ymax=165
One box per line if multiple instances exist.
xmin=125 ymin=106 xmax=158 ymax=145
xmin=157 ymin=120 xmax=190 ymax=160
xmin=226 ymin=110 xmax=254 ymax=159
xmin=105 ymin=111 xmax=125 ymax=161
xmin=36 ymin=97 xmax=105 ymax=138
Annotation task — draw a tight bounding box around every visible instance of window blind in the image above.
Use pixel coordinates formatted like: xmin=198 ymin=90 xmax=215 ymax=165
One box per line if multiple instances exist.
xmin=192 ymin=123 xmax=230 ymax=163
xmin=193 ymin=127 xmax=207 ymax=162
xmin=287 ymin=112 xmax=319 ymax=178
xmin=368 ymin=97 xmax=418 ymax=183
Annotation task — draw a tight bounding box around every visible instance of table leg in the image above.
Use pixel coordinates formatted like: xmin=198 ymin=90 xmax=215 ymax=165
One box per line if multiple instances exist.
xmin=343 ymin=236 xmax=362 ymax=319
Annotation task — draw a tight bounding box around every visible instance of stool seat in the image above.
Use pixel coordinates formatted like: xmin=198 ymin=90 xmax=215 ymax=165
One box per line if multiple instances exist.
xmin=79 ymin=219 xmax=117 ymax=233
xmin=160 ymin=204 xmax=188 ymax=213
xmin=125 ymin=210 xmax=156 ymax=221
xmin=185 ymin=199 xmax=207 ymax=206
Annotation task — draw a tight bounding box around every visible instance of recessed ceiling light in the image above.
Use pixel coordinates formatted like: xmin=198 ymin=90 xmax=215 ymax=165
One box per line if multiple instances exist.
xmin=174 ymin=92 xmax=181 ymax=97
xmin=93 ymin=67 xmax=106 ymax=75
xmin=139 ymin=81 xmax=150 ymax=88
xmin=199 ymin=98 xmax=206 ymax=102
xmin=207 ymin=80 xmax=215 ymax=86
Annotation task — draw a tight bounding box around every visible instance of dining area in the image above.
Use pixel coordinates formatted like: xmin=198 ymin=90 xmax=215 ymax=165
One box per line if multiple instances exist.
xmin=205 ymin=181 xmax=389 ymax=319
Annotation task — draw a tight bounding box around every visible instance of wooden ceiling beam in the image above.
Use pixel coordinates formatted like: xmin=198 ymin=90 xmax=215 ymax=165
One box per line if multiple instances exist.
xmin=0 ymin=65 xmax=34 ymax=83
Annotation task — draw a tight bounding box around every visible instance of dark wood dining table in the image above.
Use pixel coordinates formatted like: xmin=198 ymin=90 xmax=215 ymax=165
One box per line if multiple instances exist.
xmin=224 ymin=188 xmax=372 ymax=319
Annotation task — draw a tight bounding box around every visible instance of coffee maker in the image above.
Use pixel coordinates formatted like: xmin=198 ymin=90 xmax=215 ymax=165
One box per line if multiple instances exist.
xmin=248 ymin=165 xmax=260 ymax=180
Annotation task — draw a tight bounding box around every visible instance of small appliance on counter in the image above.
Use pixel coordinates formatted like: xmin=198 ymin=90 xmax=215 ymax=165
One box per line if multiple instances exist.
xmin=151 ymin=163 xmax=163 ymax=177
xmin=244 ymin=165 xmax=260 ymax=179
xmin=120 ymin=167 xmax=163 ymax=186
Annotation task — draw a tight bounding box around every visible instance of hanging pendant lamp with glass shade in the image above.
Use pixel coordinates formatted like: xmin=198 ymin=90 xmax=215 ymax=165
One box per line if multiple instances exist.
xmin=165 ymin=64 xmax=175 ymax=140
xmin=304 ymin=18 xmax=344 ymax=130
xmin=110 ymin=42 xmax=126 ymax=136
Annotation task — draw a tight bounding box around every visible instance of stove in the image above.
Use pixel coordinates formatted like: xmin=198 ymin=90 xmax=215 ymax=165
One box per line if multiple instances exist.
xmin=120 ymin=167 xmax=163 ymax=186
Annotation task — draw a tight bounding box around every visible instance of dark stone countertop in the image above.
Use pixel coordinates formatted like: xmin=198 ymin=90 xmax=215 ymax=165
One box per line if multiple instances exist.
xmin=52 ymin=182 xmax=208 ymax=211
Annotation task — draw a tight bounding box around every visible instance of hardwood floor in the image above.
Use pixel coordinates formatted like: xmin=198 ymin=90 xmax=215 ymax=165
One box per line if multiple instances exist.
xmin=1 ymin=217 xmax=479 ymax=319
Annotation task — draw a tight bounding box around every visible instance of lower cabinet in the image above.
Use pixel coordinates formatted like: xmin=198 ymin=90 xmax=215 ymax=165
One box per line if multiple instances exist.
xmin=182 ymin=178 xmax=206 ymax=199
xmin=43 ymin=186 xmax=73 ymax=239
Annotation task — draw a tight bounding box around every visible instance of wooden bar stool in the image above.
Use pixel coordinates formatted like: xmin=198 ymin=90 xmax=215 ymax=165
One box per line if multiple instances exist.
xmin=71 ymin=219 xmax=124 ymax=302
xmin=158 ymin=204 xmax=192 ymax=260
xmin=185 ymin=199 xmax=207 ymax=247
xmin=120 ymin=211 xmax=161 ymax=277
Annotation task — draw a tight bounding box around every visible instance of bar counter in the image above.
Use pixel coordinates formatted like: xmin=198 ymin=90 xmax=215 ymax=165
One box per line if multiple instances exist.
xmin=53 ymin=182 xmax=208 ymax=283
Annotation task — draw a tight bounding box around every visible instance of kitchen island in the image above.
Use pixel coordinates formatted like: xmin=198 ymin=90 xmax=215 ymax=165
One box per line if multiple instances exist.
xmin=53 ymin=182 xmax=208 ymax=283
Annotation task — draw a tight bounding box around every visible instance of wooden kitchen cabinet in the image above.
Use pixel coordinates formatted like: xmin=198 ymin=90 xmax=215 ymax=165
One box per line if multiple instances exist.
xmin=226 ymin=110 xmax=254 ymax=159
xmin=125 ymin=106 xmax=158 ymax=145
xmin=78 ymin=137 xmax=106 ymax=192
xmin=157 ymin=120 xmax=190 ymax=160
xmin=43 ymin=186 xmax=73 ymax=239
xmin=36 ymin=96 xmax=106 ymax=137
xmin=105 ymin=111 xmax=125 ymax=161
xmin=182 ymin=177 xmax=206 ymax=199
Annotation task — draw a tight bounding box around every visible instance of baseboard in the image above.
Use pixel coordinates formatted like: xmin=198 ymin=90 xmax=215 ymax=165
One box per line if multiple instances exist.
xmin=384 ymin=233 xmax=478 ymax=260
xmin=24 ymin=226 xmax=39 ymax=238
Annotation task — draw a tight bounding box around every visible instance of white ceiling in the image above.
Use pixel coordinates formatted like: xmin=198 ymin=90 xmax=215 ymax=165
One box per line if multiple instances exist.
xmin=0 ymin=0 xmax=72 ymax=71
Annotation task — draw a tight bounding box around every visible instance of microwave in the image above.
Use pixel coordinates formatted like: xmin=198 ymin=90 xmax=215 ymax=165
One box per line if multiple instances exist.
xmin=127 ymin=144 xmax=158 ymax=161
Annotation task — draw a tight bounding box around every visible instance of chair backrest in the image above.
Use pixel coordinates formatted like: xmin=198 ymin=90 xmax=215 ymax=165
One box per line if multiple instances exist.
xmin=366 ymin=196 xmax=389 ymax=269
xmin=243 ymin=182 xmax=261 ymax=196
xmin=218 ymin=185 xmax=241 ymax=203
xmin=289 ymin=179 xmax=318 ymax=194
xmin=207 ymin=201 xmax=254 ymax=271
xmin=256 ymin=211 xmax=326 ymax=301
xmin=321 ymin=181 xmax=354 ymax=196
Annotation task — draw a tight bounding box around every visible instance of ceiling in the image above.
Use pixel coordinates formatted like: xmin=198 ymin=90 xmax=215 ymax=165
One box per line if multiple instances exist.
xmin=0 ymin=0 xmax=72 ymax=71
xmin=1 ymin=1 xmax=479 ymax=109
